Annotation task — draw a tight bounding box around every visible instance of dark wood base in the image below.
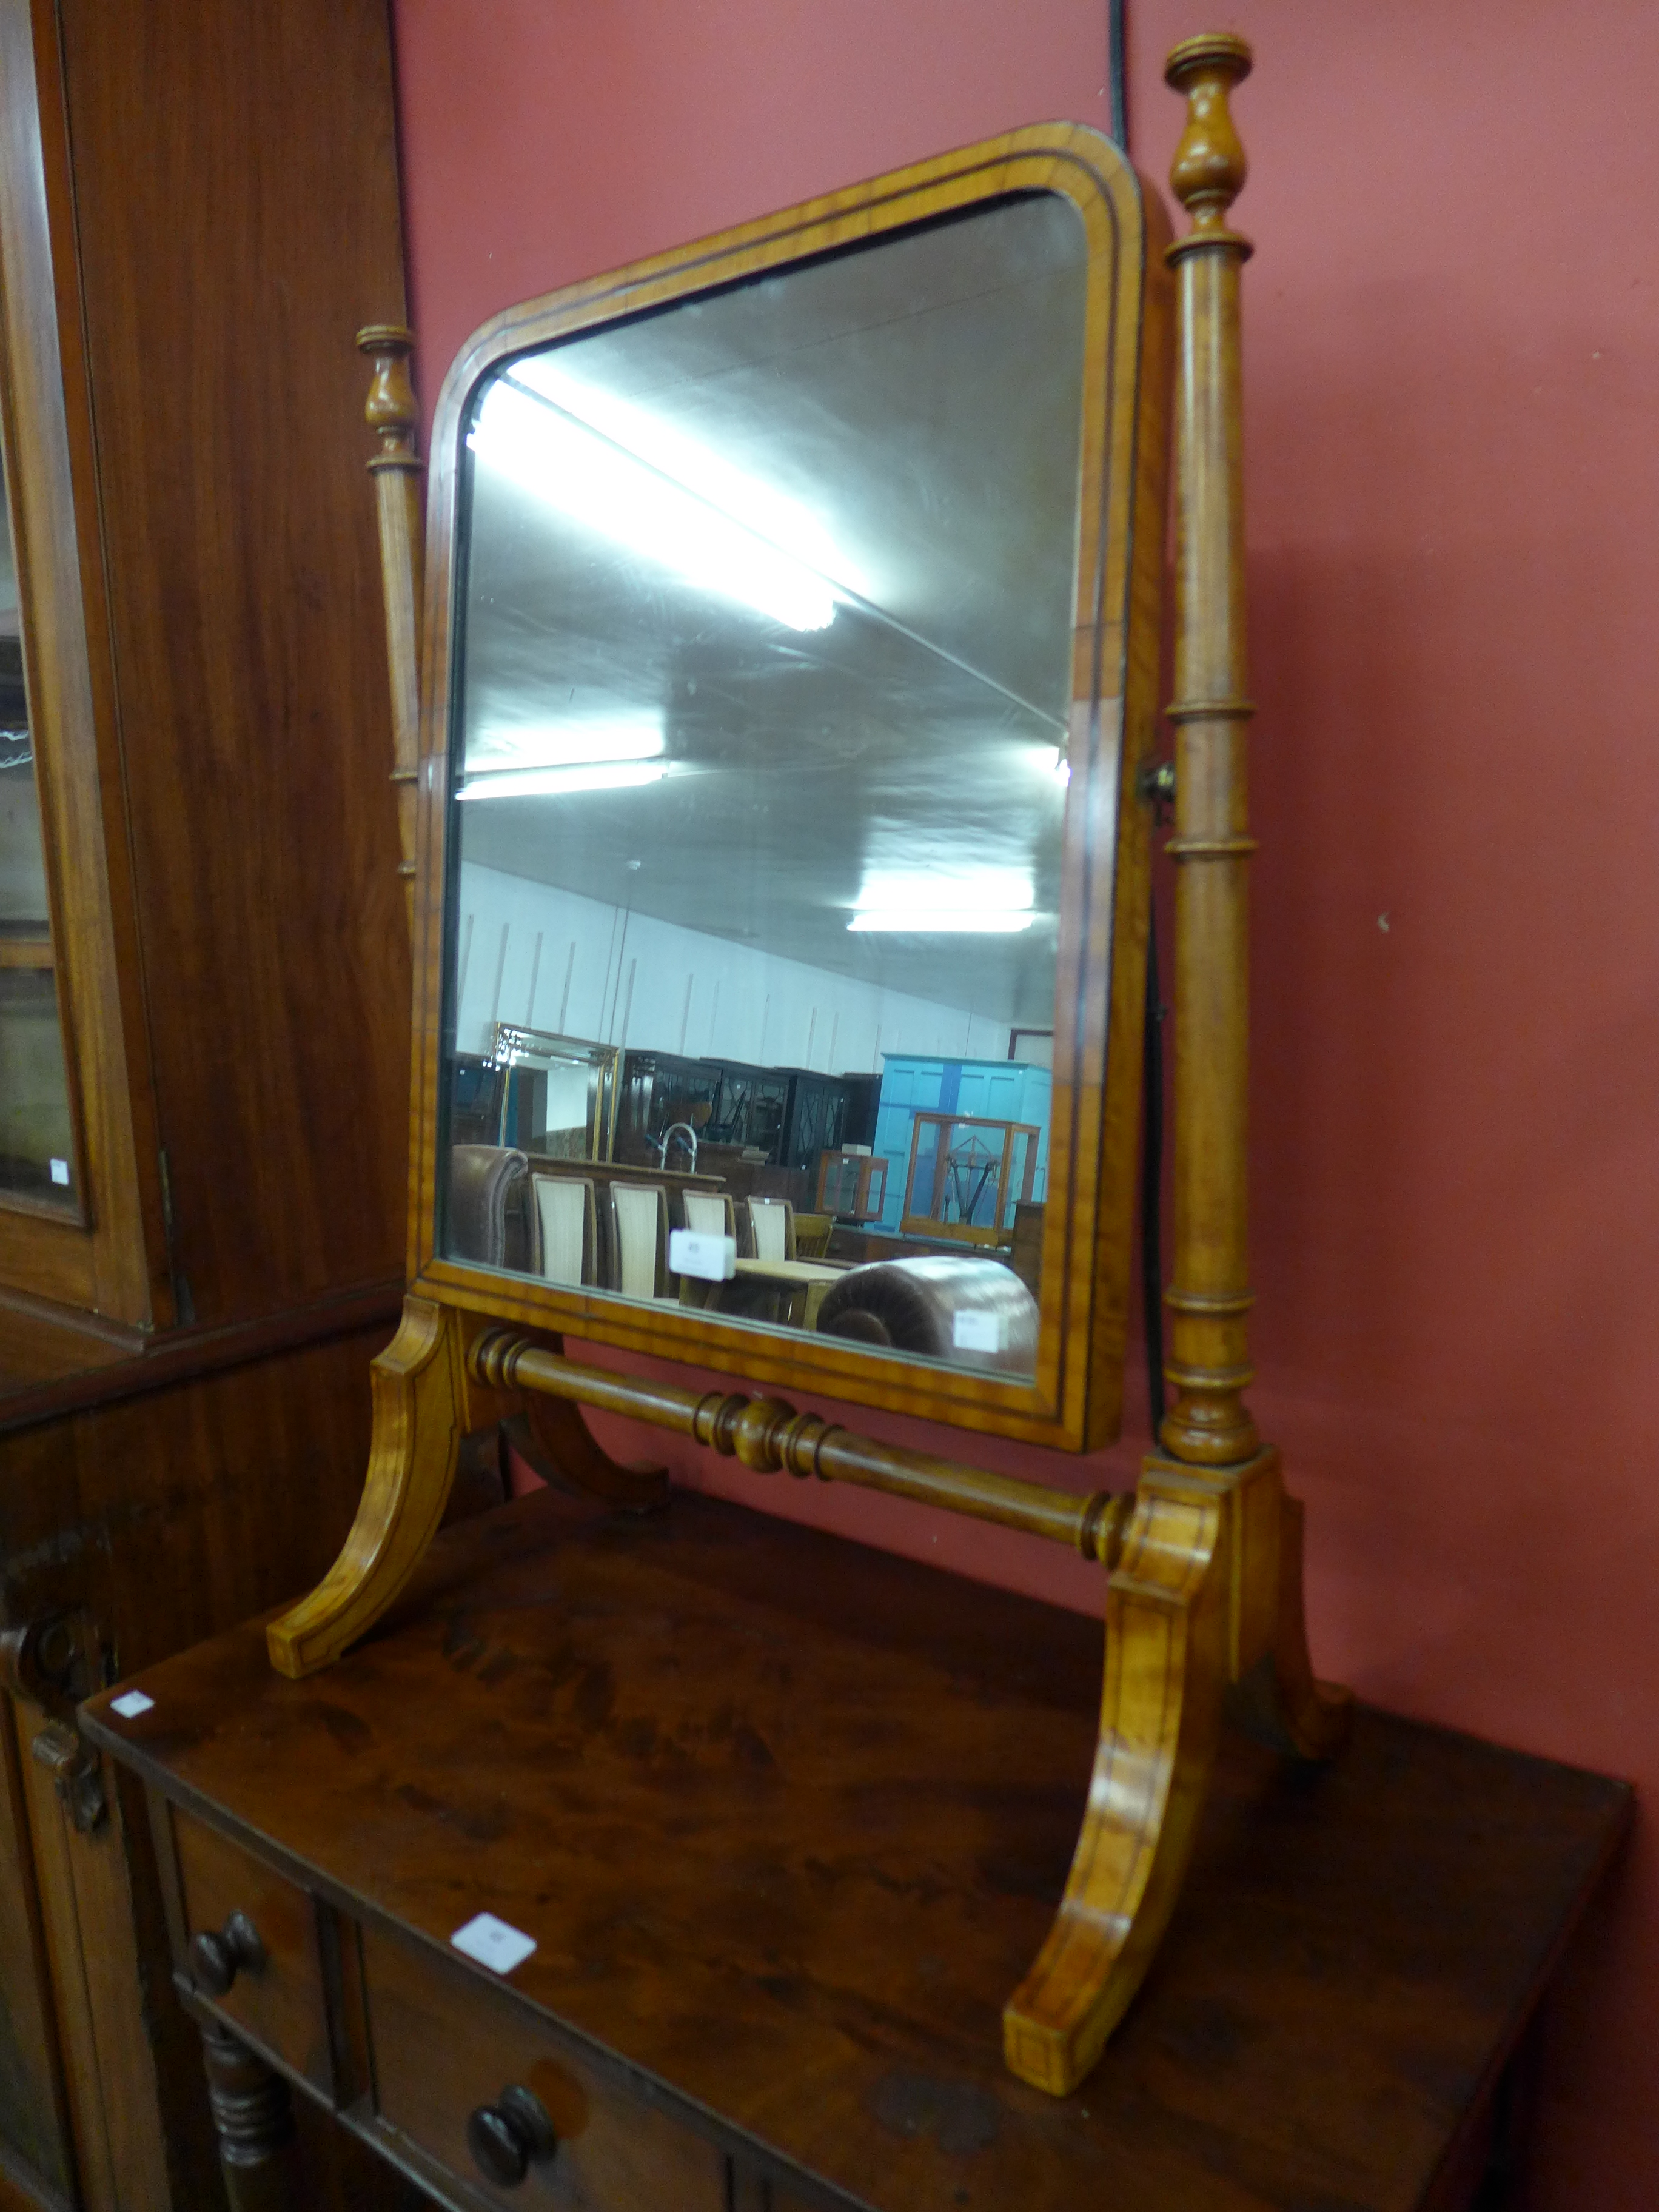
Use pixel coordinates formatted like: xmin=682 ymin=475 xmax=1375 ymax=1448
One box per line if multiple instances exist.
xmin=86 ymin=1486 xmax=1631 ymax=2212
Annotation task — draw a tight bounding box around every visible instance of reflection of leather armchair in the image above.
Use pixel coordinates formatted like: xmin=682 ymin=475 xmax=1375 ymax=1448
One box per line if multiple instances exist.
xmin=815 ymin=1254 xmax=1037 ymax=1373
xmin=447 ymin=1145 xmax=537 ymax=1272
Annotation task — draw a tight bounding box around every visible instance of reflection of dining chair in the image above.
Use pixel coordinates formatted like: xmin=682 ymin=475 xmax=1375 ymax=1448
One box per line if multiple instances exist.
xmin=608 ymin=1182 xmax=670 ymax=1299
xmin=680 ymin=1190 xmax=736 ymax=1241
xmin=744 ymin=1196 xmax=796 ymax=1263
xmin=447 ymin=1145 xmax=537 ymax=1272
xmin=674 ymin=1188 xmax=737 ymax=1315
xmin=793 ymin=1210 xmax=833 ymax=1259
xmin=533 ymin=1174 xmax=595 ymax=1287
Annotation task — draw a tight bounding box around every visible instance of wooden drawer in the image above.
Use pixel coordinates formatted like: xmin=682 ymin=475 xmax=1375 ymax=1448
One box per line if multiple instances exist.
xmin=361 ymin=1922 xmax=727 ymax=2210
xmin=170 ymin=1808 xmax=334 ymax=2094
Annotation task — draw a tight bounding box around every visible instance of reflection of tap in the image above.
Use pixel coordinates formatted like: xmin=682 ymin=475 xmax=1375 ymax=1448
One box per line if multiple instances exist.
xmin=657 ymin=1122 xmax=699 ymax=1173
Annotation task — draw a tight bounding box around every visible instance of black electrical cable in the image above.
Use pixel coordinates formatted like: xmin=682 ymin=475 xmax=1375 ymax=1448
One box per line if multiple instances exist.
xmin=1107 ymin=0 xmax=1128 ymax=147
xmin=1140 ymin=903 xmax=1167 ymax=1436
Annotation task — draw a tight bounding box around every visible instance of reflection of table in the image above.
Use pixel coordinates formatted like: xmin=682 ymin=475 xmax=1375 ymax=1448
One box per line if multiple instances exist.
xmin=732 ymin=1256 xmax=845 ymax=1329
xmin=675 ymin=1256 xmax=848 ymax=1329
xmin=83 ymin=1486 xmax=1632 ymax=2212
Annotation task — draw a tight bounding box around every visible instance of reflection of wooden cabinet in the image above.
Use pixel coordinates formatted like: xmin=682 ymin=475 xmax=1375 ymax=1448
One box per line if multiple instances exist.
xmin=0 ymin=0 xmax=420 ymax=2204
xmin=816 ymin=1148 xmax=888 ymax=1221
xmin=871 ymin=1056 xmax=1051 ymax=1236
xmin=900 ymin=1111 xmax=1041 ymax=1247
xmin=617 ymin=1052 xmax=877 ymax=1182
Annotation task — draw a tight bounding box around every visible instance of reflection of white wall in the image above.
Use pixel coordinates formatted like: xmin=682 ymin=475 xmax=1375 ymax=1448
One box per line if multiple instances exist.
xmin=455 ymin=860 xmax=1011 ymax=1069
xmin=544 ymin=1063 xmax=593 ymax=1131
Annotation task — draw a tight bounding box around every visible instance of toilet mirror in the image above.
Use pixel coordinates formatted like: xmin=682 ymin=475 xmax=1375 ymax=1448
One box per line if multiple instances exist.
xmin=411 ymin=130 xmax=1170 ymax=1450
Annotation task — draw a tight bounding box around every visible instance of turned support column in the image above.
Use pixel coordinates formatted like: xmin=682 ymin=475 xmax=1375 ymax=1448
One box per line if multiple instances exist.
xmin=358 ymin=323 xmax=424 ymax=932
xmin=200 ymin=2022 xmax=300 ymax=2212
xmin=1159 ymin=31 xmax=1261 ymax=1469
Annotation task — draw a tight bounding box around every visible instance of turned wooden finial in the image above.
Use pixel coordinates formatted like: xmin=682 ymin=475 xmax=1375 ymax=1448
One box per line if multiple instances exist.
xmin=1165 ymin=31 xmax=1253 ymax=241
xmin=355 ymin=323 xmax=425 ymax=913
xmin=357 ymin=323 xmax=420 ymax=471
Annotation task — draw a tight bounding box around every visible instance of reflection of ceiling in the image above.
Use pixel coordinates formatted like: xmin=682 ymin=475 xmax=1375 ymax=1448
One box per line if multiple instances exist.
xmin=456 ymin=193 xmax=1087 ymax=1028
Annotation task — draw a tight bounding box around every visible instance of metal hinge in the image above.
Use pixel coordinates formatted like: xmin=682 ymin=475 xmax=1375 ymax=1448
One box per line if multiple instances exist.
xmin=1136 ymin=759 xmax=1176 ymax=823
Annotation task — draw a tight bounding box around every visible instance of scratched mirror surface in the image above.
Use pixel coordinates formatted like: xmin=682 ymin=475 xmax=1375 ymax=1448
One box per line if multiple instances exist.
xmin=438 ymin=193 xmax=1087 ymax=1380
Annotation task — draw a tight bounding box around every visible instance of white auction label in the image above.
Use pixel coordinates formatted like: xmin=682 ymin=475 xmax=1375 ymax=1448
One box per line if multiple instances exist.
xmin=451 ymin=1912 xmax=537 ymax=1974
xmin=49 ymin=1158 xmax=69 ymax=1187
xmin=952 ymin=1309 xmax=1002 ymax=1353
xmin=668 ymin=1228 xmax=736 ymax=1281
xmin=110 ymin=1690 xmax=155 ymax=1719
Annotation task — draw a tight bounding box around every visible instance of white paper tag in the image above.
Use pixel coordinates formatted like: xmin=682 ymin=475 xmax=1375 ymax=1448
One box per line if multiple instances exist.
xmin=49 ymin=1158 xmax=69 ymax=1187
xmin=451 ymin=1912 xmax=537 ymax=1975
xmin=952 ymin=1310 xmax=1002 ymax=1353
xmin=668 ymin=1228 xmax=736 ymax=1281
xmin=110 ymin=1690 xmax=155 ymax=1719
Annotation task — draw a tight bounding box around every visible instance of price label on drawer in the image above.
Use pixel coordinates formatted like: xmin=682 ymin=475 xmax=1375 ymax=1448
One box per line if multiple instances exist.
xmin=451 ymin=1912 xmax=537 ymax=1975
xmin=668 ymin=1229 xmax=736 ymax=1281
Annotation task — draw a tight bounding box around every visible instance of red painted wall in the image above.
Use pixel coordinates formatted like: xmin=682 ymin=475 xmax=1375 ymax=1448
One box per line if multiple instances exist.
xmin=391 ymin=4 xmax=1659 ymax=2202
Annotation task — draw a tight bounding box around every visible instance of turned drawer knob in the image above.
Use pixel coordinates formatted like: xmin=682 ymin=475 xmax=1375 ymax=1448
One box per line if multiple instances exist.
xmin=189 ymin=1911 xmax=266 ymax=1997
xmin=466 ymin=2084 xmax=558 ymax=2186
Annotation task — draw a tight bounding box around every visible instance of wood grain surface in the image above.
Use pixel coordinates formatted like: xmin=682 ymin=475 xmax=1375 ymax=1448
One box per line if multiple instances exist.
xmin=50 ymin=0 xmax=411 ymax=1330
xmin=87 ymin=1487 xmax=1631 ymax=2212
xmin=0 ymin=1321 xmax=392 ymax=1679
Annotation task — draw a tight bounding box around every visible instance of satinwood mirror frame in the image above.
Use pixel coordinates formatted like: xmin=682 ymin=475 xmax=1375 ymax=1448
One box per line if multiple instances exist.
xmin=407 ymin=126 xmax=1173 ymax=1455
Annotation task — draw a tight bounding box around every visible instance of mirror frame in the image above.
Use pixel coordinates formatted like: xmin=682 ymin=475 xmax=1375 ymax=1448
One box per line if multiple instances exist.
xmin=484 ymin=1023 xmax=619 ymax=1161
xmin=406 ymin=124 xmax=1171 ymax=1453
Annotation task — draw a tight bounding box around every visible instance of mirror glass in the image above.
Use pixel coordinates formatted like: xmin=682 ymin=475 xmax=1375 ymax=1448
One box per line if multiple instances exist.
xmin=439 ymin=193 xmax=1088 ymax=1379
xmin=449 ymin=1024 xmax=620 ymax=1161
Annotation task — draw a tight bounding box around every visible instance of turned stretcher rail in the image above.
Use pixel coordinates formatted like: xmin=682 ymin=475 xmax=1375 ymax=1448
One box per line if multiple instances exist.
xmin=469 ymin=1329 xmax=1131 ymax=1562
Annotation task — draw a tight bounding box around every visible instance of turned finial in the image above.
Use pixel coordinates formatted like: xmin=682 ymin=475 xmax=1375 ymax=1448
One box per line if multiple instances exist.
xmin=357 ymin=323 xmax=420 ymax=469
xmin=1165 ymin=31 xmax=1252 ymax=237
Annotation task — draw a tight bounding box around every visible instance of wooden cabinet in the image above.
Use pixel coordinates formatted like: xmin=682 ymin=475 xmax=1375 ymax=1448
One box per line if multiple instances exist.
xmin=83 ymin=1486 xmax=1634 ymax=2212
xmin=361 ymin=1926 xmax=730 ymax=2211
xmin=0 ymin=0 xmax=163 ymax=1322
xmin=0 ymin=0 xmax=411 ymax=1338
xmin=0 ymin=0 xmax=423 ymax=2205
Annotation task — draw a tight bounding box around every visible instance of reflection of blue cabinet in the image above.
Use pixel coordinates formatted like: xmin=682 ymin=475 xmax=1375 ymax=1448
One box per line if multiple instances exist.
xmin=871 ymin=1056 xmax=1051 ymax=1235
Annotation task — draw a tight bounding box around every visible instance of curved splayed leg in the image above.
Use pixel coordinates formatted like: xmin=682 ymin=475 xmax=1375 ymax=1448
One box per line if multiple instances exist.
xmin=267 ymin=1296 xmax=468 ymax=1678
xmin=1003 ymin=1472 xmax=1228 ymax=2094
xmin=1228 ymin=1490 xmax=1353 ymax=1760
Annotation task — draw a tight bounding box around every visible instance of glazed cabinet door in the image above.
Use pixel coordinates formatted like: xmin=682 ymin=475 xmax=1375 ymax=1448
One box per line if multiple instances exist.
xmin=0 ymin=0 xmax=167 ymax=1327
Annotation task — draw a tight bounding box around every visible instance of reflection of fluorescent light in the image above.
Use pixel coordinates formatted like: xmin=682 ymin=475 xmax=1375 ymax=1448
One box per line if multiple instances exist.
xmin=848 ymin=863 xmax=1036 ymax=933
xmin=469 ymin=375 xmax=846 ymax=632
xmin=850 ymin=908 xmax=1035 ymax=932
xmin=457 ymin=762 xmax=669 ymax=801
xmin=468 ymin=720 xmax=663 ymax=772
